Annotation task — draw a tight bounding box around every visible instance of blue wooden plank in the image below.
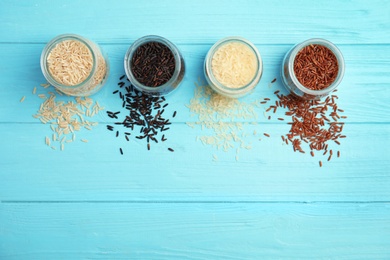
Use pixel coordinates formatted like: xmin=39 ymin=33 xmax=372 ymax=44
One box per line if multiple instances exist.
xmin=0 ymin=0 xmax=390 ymax=258
xmin=1 ymin=202 xmax=390 ymax=259
xmin=0 ymin=43 xmax=389 ymax=123
xmin=1 ymin=123 xmax=389 ymax=201
xmin=0 ymin=0 xmax=389 ymax=44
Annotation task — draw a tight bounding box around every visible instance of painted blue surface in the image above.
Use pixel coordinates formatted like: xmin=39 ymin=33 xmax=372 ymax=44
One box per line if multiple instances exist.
xmin=0 ymin=0 xmax=390 ymax=259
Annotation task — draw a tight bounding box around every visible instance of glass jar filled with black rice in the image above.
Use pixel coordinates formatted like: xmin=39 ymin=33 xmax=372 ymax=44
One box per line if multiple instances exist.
xmin=124 ymin=35 xmax=185 ymax=96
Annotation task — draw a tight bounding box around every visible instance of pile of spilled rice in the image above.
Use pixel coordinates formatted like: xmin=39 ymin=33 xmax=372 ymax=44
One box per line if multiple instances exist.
xmin=24 ymin=83 xmax=104 ymax=151
xmin=186 ymin=81 xmax=262 ymax=161
xmin=105 ymin=75 xmax=176 ymax=155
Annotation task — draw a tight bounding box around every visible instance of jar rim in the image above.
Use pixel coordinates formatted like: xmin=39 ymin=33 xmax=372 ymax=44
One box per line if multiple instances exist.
xmin=288 ymin=38 xmax=345 ymax=96
xmin=124 ymin=35 xmax=183 ymax=95
xmin=204 ymin=36 xmax=263 ymax=97
xmin=40 ymin=34 xmax=97 ymax=90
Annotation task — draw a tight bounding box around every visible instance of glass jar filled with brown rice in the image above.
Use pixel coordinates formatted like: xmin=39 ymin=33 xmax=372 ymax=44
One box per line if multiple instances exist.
xmin=40 ymin=34 xmax=109 ymax=96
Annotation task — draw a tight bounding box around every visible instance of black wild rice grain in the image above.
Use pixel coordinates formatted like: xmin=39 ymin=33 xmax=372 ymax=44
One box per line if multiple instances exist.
xmin=106 ymin=75 xmax=175 ymax=152
xmin=131 ymin=42 xmax=175 ymax=87
xmin=120 ymin=148 xmax=123 ymax=155
xmin=107 ymin=111 xmax=118 ymax=119
xmin=168 ymin=148 xmax=174 ymax=152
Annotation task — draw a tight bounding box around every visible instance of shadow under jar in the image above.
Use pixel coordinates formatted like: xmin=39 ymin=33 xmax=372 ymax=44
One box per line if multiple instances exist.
xmin=124 ymin=35 xmax=185 ymax=96
xmin=41 ymin=34 xmax=109 ymax=96
xmin=204 ymin=36 xmax=263 ymax=98
xmin=281 ymin=38 xmax=345 ymax=100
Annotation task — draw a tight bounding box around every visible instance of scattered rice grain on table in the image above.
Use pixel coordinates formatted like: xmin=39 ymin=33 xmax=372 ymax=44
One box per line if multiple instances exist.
xmin=187 ymin=81 xmax=261 ymax=160
xmin=262 ymin=79 xmax=347 ymax=167
xmin=32 ymin=83 xmax=104 ymax=150
xmin=105 ymin=75 xmax=175 ymax=155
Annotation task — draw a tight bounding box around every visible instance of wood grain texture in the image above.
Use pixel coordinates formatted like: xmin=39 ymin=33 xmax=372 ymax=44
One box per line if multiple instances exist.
xmin=1 ymin=0 xmax=389 ymax=44
xmin=0 ymin=123 xmax=389 ymax=201
xmin=1 ymin=203 xmax=390 ymax=259
xmin=1 ymin=0 xmax=390 ymax=258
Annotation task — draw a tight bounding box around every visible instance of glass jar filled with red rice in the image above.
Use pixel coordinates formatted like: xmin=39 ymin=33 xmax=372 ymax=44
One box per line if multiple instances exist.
xmin=281 ymin=38 xmax=345 ymax=100
xmin=40 ymin=34 xmax=109 ymax=96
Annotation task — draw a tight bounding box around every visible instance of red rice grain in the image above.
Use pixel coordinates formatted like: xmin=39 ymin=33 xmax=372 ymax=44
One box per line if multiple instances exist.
xmin=264 ymin=82 xmax=347 ymax=167
xmin=294 ymin=44 xmax=338 ymax=90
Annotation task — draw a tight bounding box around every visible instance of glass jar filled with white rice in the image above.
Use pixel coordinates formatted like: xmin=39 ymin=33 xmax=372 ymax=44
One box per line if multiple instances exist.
xmin=204 ymin=37 xmax=263 ymax=98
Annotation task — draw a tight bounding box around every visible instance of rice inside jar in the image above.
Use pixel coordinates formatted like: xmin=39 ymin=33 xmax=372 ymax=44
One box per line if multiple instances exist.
xmin=41 ymin=34 xmax=109 ymax=96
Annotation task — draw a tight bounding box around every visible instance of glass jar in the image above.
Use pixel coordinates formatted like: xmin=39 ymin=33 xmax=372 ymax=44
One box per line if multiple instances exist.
xmin=204 ymin=36 xmax=263 ymax=98
xmin=281 ymin=38 xmax=345 ymax=100
xmin=124 ymin=35 xmax=185 ymax=96
xmin=40 ymin=34 xmax=109 ymax=96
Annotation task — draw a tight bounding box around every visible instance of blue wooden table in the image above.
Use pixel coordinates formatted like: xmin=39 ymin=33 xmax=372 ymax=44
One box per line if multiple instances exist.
xmin=1 ymin=1 xmax=390 ymax=259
